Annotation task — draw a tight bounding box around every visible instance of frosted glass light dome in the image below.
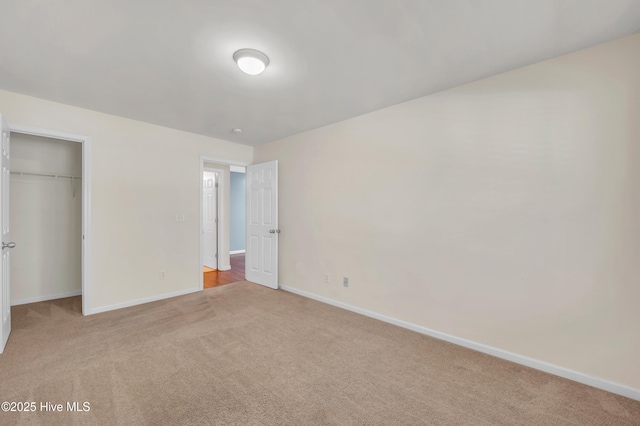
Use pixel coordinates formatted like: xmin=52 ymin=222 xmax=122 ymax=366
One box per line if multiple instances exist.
xmin=233 ymin=49 xmax=269 ymax=75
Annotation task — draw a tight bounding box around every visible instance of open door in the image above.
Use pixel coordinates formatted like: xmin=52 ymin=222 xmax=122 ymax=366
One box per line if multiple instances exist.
xmin=202 ymin=172 xmax=218 ymax=269
xmin=0 ymin=114 xmax=13 ymax=353
xmin=245 ymin=160 xmax=278 ymax=289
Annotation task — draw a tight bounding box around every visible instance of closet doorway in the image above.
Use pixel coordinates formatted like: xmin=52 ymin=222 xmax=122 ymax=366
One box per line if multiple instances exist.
xmin=8 ymin=124 xmax=90 ymax=315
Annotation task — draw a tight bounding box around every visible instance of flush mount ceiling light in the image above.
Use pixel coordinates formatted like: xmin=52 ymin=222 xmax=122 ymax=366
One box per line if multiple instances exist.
xmin=233 ymin=49 xmax=269 ymax=75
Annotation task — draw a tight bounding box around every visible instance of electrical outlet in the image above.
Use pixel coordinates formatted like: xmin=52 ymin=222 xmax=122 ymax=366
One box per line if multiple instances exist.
xmin=343 ymin=277 xmax=349 ymax=287
xmin=176 ymin=214 xmax=185 ymax=222
xmin=325 ymin=273 xmax=331 ymax=283
xmin=159 ymin=270 xmax=166 ymax=280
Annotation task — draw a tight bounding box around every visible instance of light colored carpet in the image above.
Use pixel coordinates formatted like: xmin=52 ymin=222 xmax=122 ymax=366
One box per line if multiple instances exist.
xmin=1 ymin=281 xmax=638 ymax=425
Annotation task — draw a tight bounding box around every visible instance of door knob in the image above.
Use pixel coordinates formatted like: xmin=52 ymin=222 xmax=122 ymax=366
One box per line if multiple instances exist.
xmin=2 ymin=242 xmax=16 ymax=249
xmin=269 ymin=229 xmax=275 ymax=234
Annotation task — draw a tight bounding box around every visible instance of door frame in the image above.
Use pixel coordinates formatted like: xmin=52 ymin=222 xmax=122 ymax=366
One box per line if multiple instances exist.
xmin=199 ymin=156 xmax=248 ymax=291
xmin=202 ymin=167 xmax=222 ymax=270
xmin=8 ymin=123 xmax=91 ymax=315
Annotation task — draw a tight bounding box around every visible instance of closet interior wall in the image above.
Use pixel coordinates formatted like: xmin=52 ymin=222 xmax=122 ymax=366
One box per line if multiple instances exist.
xmin=10 ymin=133 xmax=82 ymax=305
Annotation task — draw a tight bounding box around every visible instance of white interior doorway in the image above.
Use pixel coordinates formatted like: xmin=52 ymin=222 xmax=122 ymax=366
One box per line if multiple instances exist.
xmin=11 ymin=133 xmax=82 ymax=307
xmin=199 ymin=157 xmax=248 ymax=291
xmin=198 ymin=158 xmax=279 ymax=291
xmin=7 ymin=123 xmax=91 ymax=317
xmin=202 ymin=170 xmax=219 ymax=269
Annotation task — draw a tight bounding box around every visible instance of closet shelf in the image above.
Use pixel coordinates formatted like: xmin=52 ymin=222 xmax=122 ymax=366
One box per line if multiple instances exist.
xmin=10 ymin=171 xmax=81 ymax=180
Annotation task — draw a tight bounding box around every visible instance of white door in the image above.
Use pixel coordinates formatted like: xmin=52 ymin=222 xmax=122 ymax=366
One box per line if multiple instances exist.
xmin=202 ymin=172 xmax=218 ymax=269
xmin=0 ymin=114 xmax=13 ymax=353
xmin=245 ymin=160 xmax=278 ymax=289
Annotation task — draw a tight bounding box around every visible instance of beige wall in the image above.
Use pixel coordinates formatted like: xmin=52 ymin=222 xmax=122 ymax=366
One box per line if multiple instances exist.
xmin=255 ymin=33 xmax=640 ymax=390
xmin=0 ymin=89 xmax=253 ymax=313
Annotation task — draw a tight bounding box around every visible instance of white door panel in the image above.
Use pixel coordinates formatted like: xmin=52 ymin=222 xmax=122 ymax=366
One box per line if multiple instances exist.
xmin=246 ymin=160 xmax=278 ymax=289
xmin=0 ymin=114 xmax=12 ymax=353
xmin=202 ymin=173 xmax=217 ymax=269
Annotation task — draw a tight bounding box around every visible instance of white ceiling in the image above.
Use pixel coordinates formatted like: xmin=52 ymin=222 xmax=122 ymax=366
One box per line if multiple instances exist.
xmin=1 ymin=1 xmax=639 ymax=146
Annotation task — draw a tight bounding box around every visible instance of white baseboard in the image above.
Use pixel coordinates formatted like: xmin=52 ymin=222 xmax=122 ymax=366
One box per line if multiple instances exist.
xmin=230 ymin=250 xmax=245 ymax=255
xmin=280 ymin=285 xmax=640 ymax=402
xmin=87 ymin=287 xmax=200 ymax=315
xmin=218 ymin=265 xmax=231 ymax=271
xmin=11 ymin=290 xmax=82 ymax=306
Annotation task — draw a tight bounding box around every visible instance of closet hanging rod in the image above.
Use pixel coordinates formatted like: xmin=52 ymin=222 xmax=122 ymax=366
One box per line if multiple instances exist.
xmin=10 ymin=171 xmax=81 ymax=180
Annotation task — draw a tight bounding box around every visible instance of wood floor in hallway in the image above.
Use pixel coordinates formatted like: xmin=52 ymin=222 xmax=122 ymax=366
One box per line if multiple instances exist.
xmin=204 ymin=253 xmax=245 ymax=289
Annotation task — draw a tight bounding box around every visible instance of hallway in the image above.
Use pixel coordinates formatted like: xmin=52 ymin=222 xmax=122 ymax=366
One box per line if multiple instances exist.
xmin=204 ymin=253 xmax=245 ymax=289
